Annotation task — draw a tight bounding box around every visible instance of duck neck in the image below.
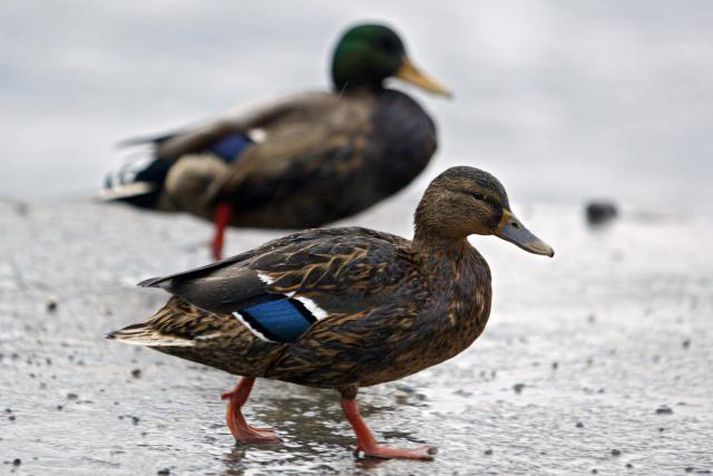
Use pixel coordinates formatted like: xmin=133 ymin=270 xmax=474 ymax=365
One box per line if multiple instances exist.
xmin=412 ymin=220 xmax=493 ymax=361
xmin=412 ymin=233 xmax=487 ymax=288
xmin=412 ymin=232 xmax=469 ymax=258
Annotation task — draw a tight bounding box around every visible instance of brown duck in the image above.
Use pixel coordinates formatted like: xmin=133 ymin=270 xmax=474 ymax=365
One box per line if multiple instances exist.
xmin=107 ymin=166 xmax=554 ymax=460
xmin=103 ymin=23 xmax=450 ymax=260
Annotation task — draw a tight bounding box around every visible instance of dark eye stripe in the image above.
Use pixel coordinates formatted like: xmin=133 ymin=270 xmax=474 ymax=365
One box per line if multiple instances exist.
xmin=456 ymin=189 xmax=486 ymax=201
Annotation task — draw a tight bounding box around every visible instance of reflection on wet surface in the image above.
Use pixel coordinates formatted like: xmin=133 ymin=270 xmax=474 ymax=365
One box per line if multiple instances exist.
xmin=1 ymin=199 xmax=712 ymax=474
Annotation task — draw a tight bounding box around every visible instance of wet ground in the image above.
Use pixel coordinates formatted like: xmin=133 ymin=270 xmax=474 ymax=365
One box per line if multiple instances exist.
xmin=1 ymin=195 xmax=712 ymax=475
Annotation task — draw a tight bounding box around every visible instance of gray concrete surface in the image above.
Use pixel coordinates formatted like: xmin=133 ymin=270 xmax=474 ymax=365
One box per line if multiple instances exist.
xmin=1 ymin=196 xmax=711 ymax=475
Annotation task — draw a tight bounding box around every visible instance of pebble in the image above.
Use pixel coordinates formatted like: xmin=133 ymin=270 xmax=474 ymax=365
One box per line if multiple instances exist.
xmin=655 ymin=405 xmax=673 ymax=415
xmin=46 ymin=298 xmax=58 ymax=312
xmin=67 ymin=393 xmax=78 ymax=401
xmin=585 ymin=201 xmax=618 ymax=225
xmin=484 ymin=449 xmax=493 ymax=455
xmin=513 ymin=383 xmax=525 ymax=394
xmin=13 ymin=459 xmax=21 ymax=466
xmin=611 ymin=448 xmax=621 ymax=456
xmin=576 ymin=421 xmax=584 ymax=428
xmin=131 ymin=369 xmax=142 ymax=379
xmin=157 ymin=469 xmax=170 ymax=475
xmin=682 ymin=339 xmax=691 ymax=349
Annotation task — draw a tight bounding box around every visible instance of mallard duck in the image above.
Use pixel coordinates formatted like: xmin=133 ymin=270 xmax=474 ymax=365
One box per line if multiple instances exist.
xmin=103 ymin=23 xmax=450 ymax=260
xmin=107 ymin=166 xmax=553 ymax=460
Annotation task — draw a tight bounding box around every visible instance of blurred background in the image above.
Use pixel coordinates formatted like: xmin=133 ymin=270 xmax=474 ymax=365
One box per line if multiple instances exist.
xmin=2 ymin=0 xmax=713 ymax=212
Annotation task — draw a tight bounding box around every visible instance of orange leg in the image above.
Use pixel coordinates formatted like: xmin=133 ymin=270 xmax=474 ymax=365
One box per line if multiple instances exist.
xmin=221 ymin=377 xmax=280 ymax=444
xmin=212 ymin=202 xmax=232 ymax=261
xmin=340 ymin=398 xmax=437 ymax=460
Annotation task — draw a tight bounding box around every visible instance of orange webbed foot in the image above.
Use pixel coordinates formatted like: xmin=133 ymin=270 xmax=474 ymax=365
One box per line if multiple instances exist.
xmin=355 ymin=443 xmax=437 ymax=460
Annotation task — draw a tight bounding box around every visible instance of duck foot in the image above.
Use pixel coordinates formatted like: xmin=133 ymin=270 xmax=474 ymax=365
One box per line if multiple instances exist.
xmin=340 ymin=398 xmax=436 ymax=460
xmin=212 ymin=202 xmax=232 ymax=261
xmin=354 ymin=444 xmax=437 ymax=460
xmin=222 ymin=377 xmax=280 ymax=444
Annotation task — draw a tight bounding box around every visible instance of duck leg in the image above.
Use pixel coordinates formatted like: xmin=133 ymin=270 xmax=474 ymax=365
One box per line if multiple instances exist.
xmin=340 ymin=395 xmax=437 ymax=460
xmin=212 ymin=202 xmax=232 ymax=261
xmin=221 ymin=377 xmax=280 ymax=444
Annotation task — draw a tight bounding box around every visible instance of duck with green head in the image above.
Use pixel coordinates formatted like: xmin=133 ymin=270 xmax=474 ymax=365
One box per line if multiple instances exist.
xmin=108 ymin=166 xmax=554 ymax=460
xmin=104 ymin=23 xmax=450 ymax=260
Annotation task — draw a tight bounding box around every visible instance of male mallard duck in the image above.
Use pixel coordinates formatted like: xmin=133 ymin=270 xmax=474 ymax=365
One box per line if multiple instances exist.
xmin=108 ymin=166 xmax=553 ymax=460
xmin=104 ymin=23 xmax=450 ymax=260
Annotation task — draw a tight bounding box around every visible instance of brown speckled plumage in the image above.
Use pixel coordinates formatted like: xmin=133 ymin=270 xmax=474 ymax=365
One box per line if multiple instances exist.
xmin=108 ymin=166 xmax=554 ymax=457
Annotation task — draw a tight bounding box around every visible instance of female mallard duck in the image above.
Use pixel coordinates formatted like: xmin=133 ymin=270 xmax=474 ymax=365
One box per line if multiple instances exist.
xmin=104 ymin=23 xmax=450 ymax=260
xmin=107 ymin=166 xmax=554 ymax=460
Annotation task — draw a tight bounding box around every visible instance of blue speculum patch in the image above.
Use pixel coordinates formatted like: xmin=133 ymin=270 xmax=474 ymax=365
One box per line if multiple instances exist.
xmin=240 ymin=298 xmax=316 ymax=342
xmin=210 ymin=133 xmax=252 ymax=162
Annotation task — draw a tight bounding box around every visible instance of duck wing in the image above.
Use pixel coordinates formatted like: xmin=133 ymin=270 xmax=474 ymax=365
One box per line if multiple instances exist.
xmin=120 ymin=92 xmax=338 ymax=160
xmin=140 ymin=227 xmax=419 ymax=344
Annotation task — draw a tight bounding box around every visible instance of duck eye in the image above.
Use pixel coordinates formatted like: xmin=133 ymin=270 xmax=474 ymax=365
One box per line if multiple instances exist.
xmin=471 ymin=192 xmax=485 ymax=201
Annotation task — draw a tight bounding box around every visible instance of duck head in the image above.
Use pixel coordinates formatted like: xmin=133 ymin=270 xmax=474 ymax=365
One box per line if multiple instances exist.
xmin=331 ymin=23 xmax=451 ymax=97
xmin=414 ymin=166 xmax=554 ymax=257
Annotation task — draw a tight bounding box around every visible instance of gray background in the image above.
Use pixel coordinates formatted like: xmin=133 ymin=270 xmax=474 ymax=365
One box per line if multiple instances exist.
xmin=2 ymin=0 xmax=713 ymax=212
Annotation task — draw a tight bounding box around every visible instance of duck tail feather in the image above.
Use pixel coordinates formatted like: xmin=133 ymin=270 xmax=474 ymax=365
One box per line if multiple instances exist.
xmin=106 ymin=322 xmax=194 ymax=347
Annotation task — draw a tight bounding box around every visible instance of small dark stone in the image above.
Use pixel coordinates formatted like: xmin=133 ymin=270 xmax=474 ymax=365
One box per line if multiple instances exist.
xmin=611 ymin=448 xmax=621 ymax=456
xmin=586 ymin=201 xmax=618 ymax=225
xmin=513 ymin=383 xmax=525 ymax=394
xmin=591 ymin=469 xmax=598 ymax=474
xmin=46 ymin=299 xmax=58 ymax=312
xmin=157 ymin=469 xmax=170 ymax=476
xmin=8 ymin=416 xmax=16 ymax=421
xmin=626 ymin=463 xmax=633 ymax=469
xmin=685 ymin=468 xmax=695 ymax=474
xmin=67 ymin=393 xmax=78 ymax=401
xmin=12 ymin=458 xmax=21 ymax=466
xmin=131 ymin=369 xmax=142 ymax=379
xmin=4 ymin=409 xmax=11 ymax=414
xmin=132 ymin=416 xmax=140 ymax=425
xmin=484 ymin=449 xmax=493 ymax=455
xmin=56 ymin=405 xmax=63 ymax=411
xmin=655 ymin=405 xmax=673 ymax=415
xmin=552 ymin=361 xmax=559 ymax=370
xmin=682 ymin=339 xmax=691 ymax=349
xmin=659 ymin=427 xmax=665 ymax=432
xmin=576 ymin=421 xmax=584 ymax=428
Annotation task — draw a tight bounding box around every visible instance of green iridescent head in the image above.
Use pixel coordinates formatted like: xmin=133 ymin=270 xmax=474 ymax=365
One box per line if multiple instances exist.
xmin=331 ymin=23 xmax=451 ymax=97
